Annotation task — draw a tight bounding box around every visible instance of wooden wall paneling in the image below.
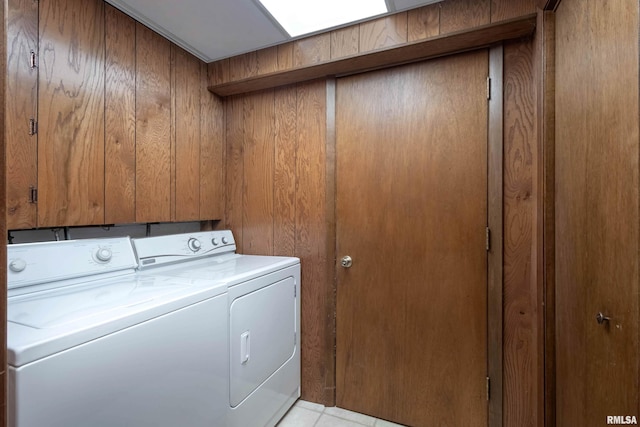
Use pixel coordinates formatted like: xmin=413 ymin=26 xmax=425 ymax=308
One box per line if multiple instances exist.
xmin=535 ymin=10 xmax=556 ymax=427
xmin=242 ymin=90 xmax=275 ymax=255
xmin=6 ymin=0 xmax=37 ymax=229
xmin=359 ymin=13 xmax=408 ymax=52
xmin=491 ymin=0 xmax=537 ymax=23
xmin=229 ymin=51 xmax=258 ymax=81
xmin=209 ymin=16 xmax=536 ymax=97
xmin=104 ymin=4 xmax=135 ymax=224
xmin=174 ymin=46 xmax=201 ymax=221
xmin=439 ymin=0 xmax=490 ymax=34
xmin=135 ymin=23 xmax=171 ymax=223
xmin=273 ymin=86 xmax=297 ymax=257
xmin=556 ymin=0 xmax=639 ymax=424
xmin=256 ymin=46 xmax=278 ymax=75
xmin=277 ymin=42 xmax=294 ymax=71
xmin=323 ymin=78 xmax=337 ymax=408
xmin=38 ymin=0 xmax=105 ymax=227
xmin=407 ymin=4 xmax=440 ymax=42
xmin=170 ymin=45 xmax=176 ymax=220
xmin=1 ymin=0 xmax=7 ymax=423
xmin=200 ymin=62 xmax=225 ymax=220
xmin=295 ymin=79 xmax=331 ymax=405
xmin=225 ymin=95 xmax=245 ymax=252
xmin=208 ymin=58 xmax=229 ymax=86
xmin=502 ymin=39 xmax=541 ymax=427
xmin=294 ymin=33 xmax=331 ymax=67
xmin=331 ymin=26 xmax=360 ymax=59
xmin=488 ymin=45 xmax=504 ymax=427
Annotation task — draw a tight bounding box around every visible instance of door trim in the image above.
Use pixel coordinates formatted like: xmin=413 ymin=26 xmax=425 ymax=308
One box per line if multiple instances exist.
xmin=488 ymin=44 xmax=504 ymax=427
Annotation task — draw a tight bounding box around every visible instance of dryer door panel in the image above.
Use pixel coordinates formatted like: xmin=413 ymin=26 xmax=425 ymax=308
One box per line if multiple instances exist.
xmin=230 ymin=277 xmax=296 ymax=407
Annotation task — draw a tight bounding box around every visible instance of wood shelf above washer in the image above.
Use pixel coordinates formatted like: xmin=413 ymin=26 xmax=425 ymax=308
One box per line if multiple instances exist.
xmin=208 ymin=14 xmax=536 ymax=97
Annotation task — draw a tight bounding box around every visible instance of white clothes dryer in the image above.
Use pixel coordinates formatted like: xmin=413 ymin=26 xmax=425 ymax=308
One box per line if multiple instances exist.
xmin=133 ymin=230 xmax=301 ymax=427
xmin=7 ymin=237 xmax=228 ymax=427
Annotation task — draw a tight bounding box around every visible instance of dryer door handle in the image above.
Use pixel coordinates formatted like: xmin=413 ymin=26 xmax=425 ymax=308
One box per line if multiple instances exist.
xmin=240 ymin=331 xmax=250 ymax=364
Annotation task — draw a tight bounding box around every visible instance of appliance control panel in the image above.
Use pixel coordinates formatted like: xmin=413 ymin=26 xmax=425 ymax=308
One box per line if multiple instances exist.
xmin=7 ymin=237 xmax=137 ymax=289
xmin=133 ymin=230 xmax=236 ymax=269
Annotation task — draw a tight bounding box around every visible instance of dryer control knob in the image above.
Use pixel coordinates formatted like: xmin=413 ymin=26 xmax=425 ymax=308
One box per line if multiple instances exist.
xmin=9 ymin=259 xmax=27 ymax=273
xmin=188 ymin=238 xmax=202 ymax=252
xmin=212 ymin=238 xmax=219 ymax=246
xmin=95 ymin=248 xmax=113 ymax=262
xmin=222 ymin=237 xmax=229 ymax=245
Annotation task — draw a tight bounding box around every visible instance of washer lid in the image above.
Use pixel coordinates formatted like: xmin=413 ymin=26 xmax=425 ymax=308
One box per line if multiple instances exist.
xmin=8 ymin=274 xmax=227 ymax=367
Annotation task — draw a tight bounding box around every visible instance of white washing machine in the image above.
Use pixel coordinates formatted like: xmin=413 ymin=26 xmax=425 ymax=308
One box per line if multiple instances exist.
xmin=132 ymin=230 xmax=301 ymax=427
xmin=7 ymin=237 xmax=228 ymax=427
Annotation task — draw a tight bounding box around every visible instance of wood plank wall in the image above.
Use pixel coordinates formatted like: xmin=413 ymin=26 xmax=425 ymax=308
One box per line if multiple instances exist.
xmin=225 ymin=80 xmax=336 ymax=404
xmin=1 ymin=1 xmax=7 ymax=425
xmin=220 ymin=0 xmax=545 ymax=419
xmin=209 ymin=0 xmax=537 ymax=86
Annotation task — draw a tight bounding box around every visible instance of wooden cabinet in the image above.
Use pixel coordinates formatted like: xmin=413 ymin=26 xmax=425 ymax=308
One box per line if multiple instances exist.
xmin=6 ymin=0 xmax=38 ymax=229
xmin=6 ymin=0 xmax=224 ymax=229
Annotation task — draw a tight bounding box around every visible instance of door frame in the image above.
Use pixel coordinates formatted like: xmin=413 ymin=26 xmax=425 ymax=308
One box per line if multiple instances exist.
xmin=328 ymin=44 xmax=505 ymax=427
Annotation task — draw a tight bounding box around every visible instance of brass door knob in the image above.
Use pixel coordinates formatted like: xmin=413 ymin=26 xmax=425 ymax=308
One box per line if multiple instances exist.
xmin=340 ymin=256 xmax=353 ymax=268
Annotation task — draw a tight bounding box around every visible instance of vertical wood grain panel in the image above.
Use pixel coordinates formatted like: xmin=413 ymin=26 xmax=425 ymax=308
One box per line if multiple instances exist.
xmin=6 ymin=0 xmax=37 ymax=229
xmin=256 ymin=46 xmax=278 ymax=75
xmin=38 ymin=0 xmax=105 ymax=227
xmin=491 ymin=0 xmax=537 ymax=23
xmin=200 ymin=62 xmax=224 ymax=220
xmin=407 ymin=4 xmax=440 ymax=42
xmin=536 ymin=11 xmax=556 ymax=427
xmin=230 ymin=52 xmax=257 ymax=81
xmin=242 ymin=90 xmax=275 ymax=255
xmin=225 ymin=95 xmax=245 ymax=252
xmin=174 ymin=46 xmax=201 ymax=221
xmin=208 ymin=58 xmax=229 ymax=85
xmin=170 ymin=45 xmax=176 ymax=220
xmin=331 ymin=26 xmax=359 ymax=59
xmin=440 ymin=0 xmax=490 ymax=34
xmin=488 ymin=45 xmax=504 ymax=427
xmin=1 ymin=0 xmax=8 ymax=422
xmin=277 ymin=42 xmax=294 ymax=70
xmin=274 ymin=86 xmax=297 ymax=257
xmin=359 ymin=13 xmax=408 ymax=52
xmin=295 ymin=80 xmax=329 ymax=404
xmin=294 ymin=33 xmax=331 ymax=67
xmin=105 ymin=4 xmax=135 ymax=224
xmin=135 ymin=23 xmax=171 ymax=222
xmin=503 ymin=39 xmax=540 ymax=427
xmin=556 ymin=0 xmax=640 ymax=425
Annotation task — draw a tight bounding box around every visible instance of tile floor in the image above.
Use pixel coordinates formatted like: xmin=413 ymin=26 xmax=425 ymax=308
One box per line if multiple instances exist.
xmin=277 ymin=400 xmax=406 ymax=427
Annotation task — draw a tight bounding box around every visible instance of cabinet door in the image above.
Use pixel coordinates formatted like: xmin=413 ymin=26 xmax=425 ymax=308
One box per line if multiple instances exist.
xmin=105 ymin=5 xmax=135 ymax=224
xmin=174 ymin=46 xmax=201 ymax=221
xmin=38 ymin=0 xmax=105 ymax=227
xmin=6 ymin=0 xmax=38 ymax=229
xmin=135 ymin=23 xmax=171 ymax=223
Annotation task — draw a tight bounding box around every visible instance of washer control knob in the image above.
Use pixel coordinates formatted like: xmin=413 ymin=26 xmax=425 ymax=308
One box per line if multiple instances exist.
xmin=9 ymin=259 xmax=27 ymax=273
xmin=222 ymin=237 xmax=229 ymax=245
xmin=188 ymin=238 xmax=202 ymax=252
xmin=95 ymin=248 xmax=113 ymax=262
xmin=212 ymin=238 xmax=219 ymax=246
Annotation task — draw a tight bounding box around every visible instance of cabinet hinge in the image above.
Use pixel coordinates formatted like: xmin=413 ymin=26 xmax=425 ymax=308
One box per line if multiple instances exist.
xmin=28 ymin=186 xmax=37 ymax=204
xmin=486 ymin=377 xmax=490 ymax=400
xmin=487 ymin=77 xmax=491 ymax=100
xmin=485 ymin=227 xmax=491 ymax=251
xmin=29 ymin=118 xmax=38 ymax=136
xmin=29 ymin=50 xmax=37 ymax=69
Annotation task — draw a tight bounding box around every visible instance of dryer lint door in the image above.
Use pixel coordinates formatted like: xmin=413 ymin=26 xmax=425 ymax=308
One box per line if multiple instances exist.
xmin=229 ymin=277 xmax=297 ymax=407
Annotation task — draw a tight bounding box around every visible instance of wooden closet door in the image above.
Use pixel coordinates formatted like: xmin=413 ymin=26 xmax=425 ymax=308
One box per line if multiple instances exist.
xmin=555 ymin=0 xmax=640 ymax=425
xmin=37 ymin=0 xmax=105 ymax=226
xmin=336 ymin=50 xmax=489 ymax=427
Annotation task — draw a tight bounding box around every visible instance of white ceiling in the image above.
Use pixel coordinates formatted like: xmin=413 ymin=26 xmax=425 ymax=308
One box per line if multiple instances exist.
xmin=104 ymin=0 xmax=444 ymax=63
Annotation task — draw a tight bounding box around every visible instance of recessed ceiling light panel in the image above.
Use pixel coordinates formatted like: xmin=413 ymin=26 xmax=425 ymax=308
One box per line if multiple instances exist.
xmin=258 ymin=0 xmax=388 ymax=37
